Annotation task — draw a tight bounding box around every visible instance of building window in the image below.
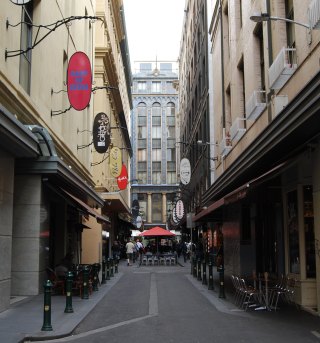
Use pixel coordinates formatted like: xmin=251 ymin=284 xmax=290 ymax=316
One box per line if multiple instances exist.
xmin=152 ymin=193 xmax=162 ymax=221
xmin=19 ymin=2 xmax=33 ymax=94
xmin=137 ymin=172 xmax=147 ymax=184
xmin=138 ymin=193 xmax=148 ymax=221
xmin=167 ymin=172 xmax=177 ymax=184
xmin=138 ymin=81 xmax=146 ymax=92
xmin=152 ymin=172 xmax=161 ymax=185
xmin=152 ymin=149 xmax=161 ymax=161
xmin=152 ymin=81 xmax=161 ymax=93
xmin=285 ymin=0 xmax=295 ymax=48
xmin=138 ymin=149 xmax=146 ymax=160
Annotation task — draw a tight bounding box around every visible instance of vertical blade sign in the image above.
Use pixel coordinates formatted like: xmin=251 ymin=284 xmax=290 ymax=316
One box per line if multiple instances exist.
xmin=117 ymin=164 xmax=128 ymax=190
xmin=67 ymin=52 xmax=92 ymax=111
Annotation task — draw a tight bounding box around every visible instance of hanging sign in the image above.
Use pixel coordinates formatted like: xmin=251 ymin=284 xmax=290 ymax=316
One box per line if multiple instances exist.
xmin=136 ymin=216 xmax=142 ymax=229
xmin=180 ymin=158 xmax=191 ymax=185
xmin=117 ymin=164 xmax=128 ymax=190
xmin=10 ymin=0 xmax=32 ymax=4
xmin=175 ymin=199 xmax=185 ymax=219
xmin=93 ymin=112 xmax=110 ymax=153
xmin=67 ymin=51 xmax=92 ymax=111
xmin=172 ymin=205 xmax=179 ymax=224
xmin=110 ymin=147 xmax=122 ymax=177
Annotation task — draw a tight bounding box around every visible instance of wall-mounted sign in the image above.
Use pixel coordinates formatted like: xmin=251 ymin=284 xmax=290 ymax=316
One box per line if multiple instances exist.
xmin=117 ymin=164 xmax=128 ymax=190
xmin=110 ymin=147 xmax=122 ymax=177
xmin=180 ymin=158 xmax=191 ymax=185
xmin=10 ymin=0 xmax=32 ymax=4
xmin=67 ymin=51 xmax=92 ymax=111
xmin=136 ymin=215 xmax=142 ymax=229
xmin=175 ymin=199 xmax=185 ymax=219
xmin=93 ymin=112 xmax=110 ymax=154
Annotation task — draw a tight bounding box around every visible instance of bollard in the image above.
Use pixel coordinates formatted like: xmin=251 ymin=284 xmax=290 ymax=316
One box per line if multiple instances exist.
xmin=218 ymin=265 xmax=226 ymax=298
xmin=41 ymin=280 xmax=53 ymax=331
xmin=92 ymin=264 xmax=99 ymax=291
xmin=115 ymin=257 xmax=119 ymax=273
xmin=197 ymin=258 xmax=202 ymax=281
xmin=101 ymin=259 xmax=106 ymax=284
xmin=208 ymin=260 xmax=214 ymax=290
xmin=202 ymin=260 xmax=207 ymax=285
xmin=82 ymin=265 xmax=89 ymax=299
xmin=106 ymin=258 xmax=111 ymax=280
xmin=110 ymin=258 xmax=114 ymax=277
xmin=64 ymin=272 xmax=74 ymax=313
xmin=192 ymin=257 xmax=197 ymax=277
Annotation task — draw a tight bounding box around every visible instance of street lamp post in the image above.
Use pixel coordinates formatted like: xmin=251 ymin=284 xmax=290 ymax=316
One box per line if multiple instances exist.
xmin=250 ymin=12 xmax=312 ymax=44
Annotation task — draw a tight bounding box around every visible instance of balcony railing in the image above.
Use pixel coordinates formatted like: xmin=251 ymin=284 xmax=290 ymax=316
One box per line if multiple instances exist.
xmin=246 ymin=90 xmax=266 ymax=121
xmin=268 ymin=47 xmax=297 ymax=89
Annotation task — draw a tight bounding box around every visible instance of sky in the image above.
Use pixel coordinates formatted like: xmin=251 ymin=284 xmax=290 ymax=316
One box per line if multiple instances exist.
xmin=123 ymin=0 xmax=186 ymax=73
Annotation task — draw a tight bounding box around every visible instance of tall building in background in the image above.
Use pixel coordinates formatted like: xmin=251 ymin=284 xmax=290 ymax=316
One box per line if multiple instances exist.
xmin=131 ymin=61 xmax=180 ymax=231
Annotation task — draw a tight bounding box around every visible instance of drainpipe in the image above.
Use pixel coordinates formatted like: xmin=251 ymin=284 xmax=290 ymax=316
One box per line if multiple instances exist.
xmin=266 ymin=0 xmax=274 ymax=123
xmin=219 ymin=0 xmax=226 ymax=131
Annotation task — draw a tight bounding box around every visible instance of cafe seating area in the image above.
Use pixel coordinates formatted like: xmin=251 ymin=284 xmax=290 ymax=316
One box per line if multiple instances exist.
xmin=141 ymin=252 xmax=177 ymax=266
xmin=231 ymin=273 xmax=297 ymax=311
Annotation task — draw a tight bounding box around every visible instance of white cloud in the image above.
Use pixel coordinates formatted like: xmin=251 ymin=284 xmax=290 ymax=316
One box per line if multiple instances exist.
xmin=123 ymin=0 xmax=186 ymax=71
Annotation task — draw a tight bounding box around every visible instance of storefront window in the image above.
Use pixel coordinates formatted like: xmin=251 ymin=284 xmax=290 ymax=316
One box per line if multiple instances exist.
xmin=287 ymin=190 xmax=300 ymax=274
xmin=303 ymin=185 xmax=316 ymax=278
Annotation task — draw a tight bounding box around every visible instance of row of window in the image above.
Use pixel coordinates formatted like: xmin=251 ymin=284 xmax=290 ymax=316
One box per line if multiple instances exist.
xmin=134 ymin=81 xmax=176 ymax=94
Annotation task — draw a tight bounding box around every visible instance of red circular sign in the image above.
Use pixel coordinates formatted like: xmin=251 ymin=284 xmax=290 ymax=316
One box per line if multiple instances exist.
xmin=117 ymin=164 xmax=128 ymax=190
xmin=67 ymin=52 xmax=92 ymax=111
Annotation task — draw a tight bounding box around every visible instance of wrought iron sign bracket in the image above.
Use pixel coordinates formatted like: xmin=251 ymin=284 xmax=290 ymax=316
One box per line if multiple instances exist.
xmin=5 ymin=15 xmax=104 ymax=59
xmin=91 ymin=151 xmax=110 ymax=167
xmin=77 ymin=141 xmax=93 ymax=150
xmin=51 ymin=105 xmax=72 ymax=117
xmin=92 ymin=85 xmax=119 ymax=93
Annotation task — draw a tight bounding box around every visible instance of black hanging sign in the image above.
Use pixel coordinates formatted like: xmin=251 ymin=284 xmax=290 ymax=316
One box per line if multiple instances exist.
xmin=93 ymin=112 xmax=111 ymax=154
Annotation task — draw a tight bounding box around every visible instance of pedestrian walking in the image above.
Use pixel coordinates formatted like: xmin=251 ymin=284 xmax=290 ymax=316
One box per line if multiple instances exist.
xmin=136 ymin=239 xmax=144 ymax=266
xmin=125 ymin=239 xmax=135 ymax=266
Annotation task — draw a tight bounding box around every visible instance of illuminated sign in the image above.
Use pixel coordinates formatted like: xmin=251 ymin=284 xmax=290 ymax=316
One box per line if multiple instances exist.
xmin=93 ymin=112 xmax=110 ymax=154
xmin=67 ymin=51 xmax=92 ymax=111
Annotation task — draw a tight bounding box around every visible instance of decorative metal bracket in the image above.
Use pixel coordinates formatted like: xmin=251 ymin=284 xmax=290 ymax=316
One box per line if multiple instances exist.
xmin=51 ymin=105 xmax=72 ymax=116
xmin=5 ymin=15 xmax=104 ymax=59
xmin=91 ymin=152 xmax=110 ymax=167
xmin=92 ymin=85 xmax=119 ymax=93
xmin=77 ymin=141 xmax=93 ymax=150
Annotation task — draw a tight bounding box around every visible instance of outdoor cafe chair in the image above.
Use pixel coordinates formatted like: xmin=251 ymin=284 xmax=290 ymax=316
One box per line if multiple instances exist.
xmin=142 ymin=255 xmax=147 ymax=266
xmin=153 ymin=255 xmax=159 ymax=265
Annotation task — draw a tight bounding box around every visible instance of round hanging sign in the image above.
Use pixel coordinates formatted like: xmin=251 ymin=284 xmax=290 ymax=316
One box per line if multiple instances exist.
xmin=67 ymin=51 xmax=92 ymax=111
xmin=117 ymin=164 xmax=128 ymax=190
xmin=175 ymin=199 xmax=185 ymax=219
xmin=136 ymin=216 xmax=142 ymax=229
xmin=180 ymin=158 xmax=191 ymax=185
xmin=10 ymin=0 xmax=32 ymax=4
xmin=93 ymin=112 xmax=110 ymax=154
xmin=110 ymin=147 xmax=122 ymax=177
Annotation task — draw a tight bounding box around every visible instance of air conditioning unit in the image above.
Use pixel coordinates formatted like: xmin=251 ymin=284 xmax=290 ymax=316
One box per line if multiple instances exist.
xmin=273 ymin=95 xmax=288 ymax=117
xmin=219 ymin=137 xmax=232 ymax=156
xmin=230 ymin=117 xmax=246 ymax=141
xmin=268 ymin=47 xmax=297 ymax=90
xmin=246 ymin=90 xmax=266 ymax=121
xmin=309 ymin=0 xmax=320 ymax=29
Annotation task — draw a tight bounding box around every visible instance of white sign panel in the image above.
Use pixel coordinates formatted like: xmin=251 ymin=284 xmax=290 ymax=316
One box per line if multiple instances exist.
xmin=175 ymin=199 xmax=185 ymax=219
xmin=10 ymin=0 xmax=32 ymax=4
xmin=136 ymin=215 xmax=142 ymax=229
xmin=180 ymin=158 xmax=191 ymax=185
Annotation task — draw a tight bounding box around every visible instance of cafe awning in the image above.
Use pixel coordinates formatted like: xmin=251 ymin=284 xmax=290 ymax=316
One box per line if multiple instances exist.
xmin=193 ymin=160 xmax=291 ymax=223
xmin=62 ymin=189 xmax=110 ymax=224
xmin=100 ymin=191 xmax=131 ymax=214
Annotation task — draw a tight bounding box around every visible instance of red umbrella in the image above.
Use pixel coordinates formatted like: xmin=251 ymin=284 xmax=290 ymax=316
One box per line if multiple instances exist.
xmin=140 ymin=226 xmax=175 ymax=237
